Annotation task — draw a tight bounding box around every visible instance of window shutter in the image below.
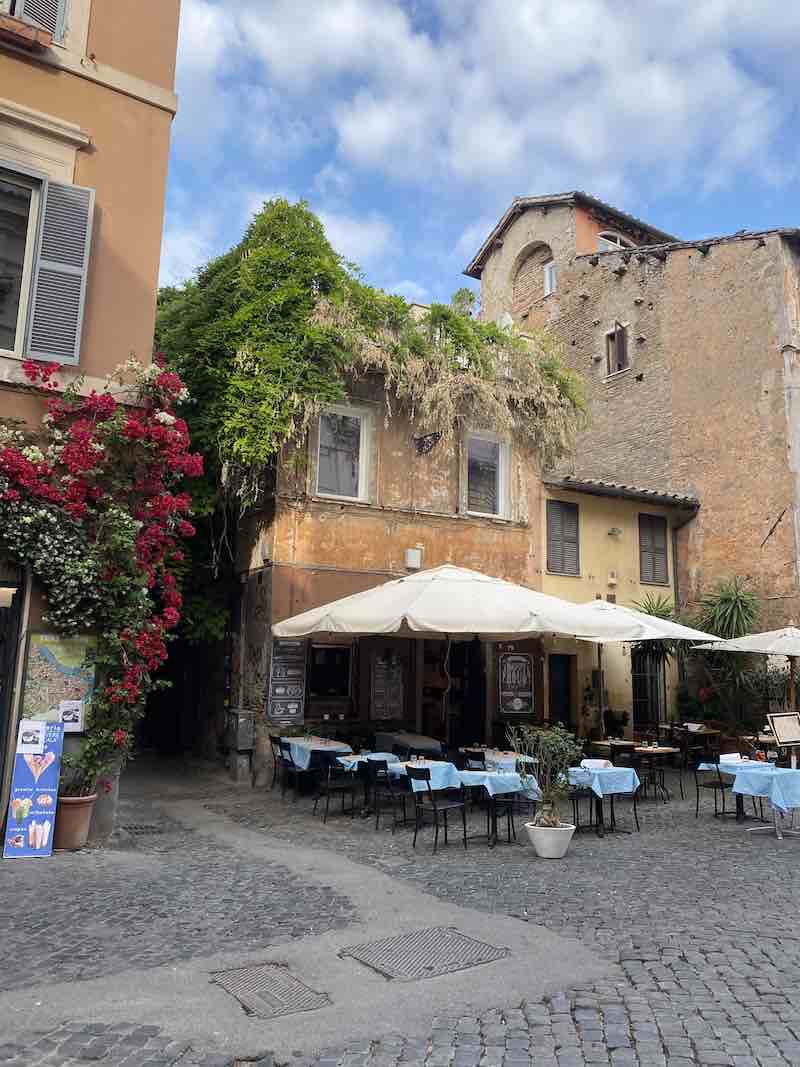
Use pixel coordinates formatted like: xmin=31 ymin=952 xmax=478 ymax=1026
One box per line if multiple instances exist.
xmin=640 ymin=514 xmax=668 ymax=584
xmin=15 ymin=0 xmax=67 ymax=40
xmin=639 ymin=514 xmax=655 ymax=583
xmin=547 ymin=501 xmax=579 ymax=575
xmin=26 ymin=180 xmax=94 ymax=366
xmin=652 ymin=515 xmax=668 ymax=584
xmin=614 ymin=321 xmax=628 ymax=370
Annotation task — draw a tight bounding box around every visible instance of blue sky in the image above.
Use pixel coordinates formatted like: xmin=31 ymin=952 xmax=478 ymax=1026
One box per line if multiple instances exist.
xmin=161 ymin=1 xmax=800 ymax=305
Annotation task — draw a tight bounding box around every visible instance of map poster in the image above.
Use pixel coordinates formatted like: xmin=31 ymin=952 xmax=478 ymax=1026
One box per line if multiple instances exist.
xmin=4 ymin=720 xmax=64 ymax=859
xmin=22 ymin=634 xmax=96 ymax=730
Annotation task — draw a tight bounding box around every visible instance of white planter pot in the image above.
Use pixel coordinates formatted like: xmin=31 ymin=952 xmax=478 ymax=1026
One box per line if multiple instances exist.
xmin=524 ymin=821 xmax=576 ymax=859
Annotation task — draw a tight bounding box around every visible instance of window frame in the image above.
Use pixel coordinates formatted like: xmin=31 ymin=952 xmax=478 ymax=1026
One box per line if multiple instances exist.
xmin=308 ymin=642 xmax=352 ymax=700
xmin=0 ymin=166 xmax=42 ymax=361
xmin=315 ymin=403 xmax=371 ymax=503
xmin=605 ymin=320 xmax=630 ymax=376
xmin=543 ymin=259 xmax=557 ymax=297
xmin=546 ymin=499 xmax=580 ymax=576
xmin=464 ymin=430 xmax=510 ymax=519
xmin=639 ymin=512 xmax=669 ymax=586
xmin=597 ymin=231 xmax=635 ymax=252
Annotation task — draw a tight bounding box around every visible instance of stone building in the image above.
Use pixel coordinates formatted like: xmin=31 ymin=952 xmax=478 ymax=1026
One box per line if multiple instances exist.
xmin=0 ymin=0 xmax=181 ymax=798
xmin=465 ymin=192 xmax=800 ymax=629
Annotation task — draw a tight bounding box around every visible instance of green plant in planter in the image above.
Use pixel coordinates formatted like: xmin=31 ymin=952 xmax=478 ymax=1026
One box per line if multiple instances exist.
xmin=59 ymin=732 xmax=116 ymax=798
xmin=507 ymin=723 xmax=584 ymax=828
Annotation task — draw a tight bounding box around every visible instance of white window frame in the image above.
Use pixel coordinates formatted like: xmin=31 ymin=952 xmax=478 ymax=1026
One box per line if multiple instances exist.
xmin=315 ymin=403 xmax=371 ymax=503
xmin=604 ymin=320 xmax=631 ymax=377
xmin=543 ymin=259 xmax=557 ymax=296
xmin=0 ymin=165 xmax=42 ymax=361
xmin=597 ymin=231 xmax=634 ymax=252
xmin=464 ymin=430 xmax=510 ymax=519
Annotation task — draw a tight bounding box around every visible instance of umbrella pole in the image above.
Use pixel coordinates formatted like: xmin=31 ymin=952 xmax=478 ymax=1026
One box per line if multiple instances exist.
xmin=598 ymin=644 xmax=605 ymax=737
xmin=790 ymin=656 xmax=798 ymax=770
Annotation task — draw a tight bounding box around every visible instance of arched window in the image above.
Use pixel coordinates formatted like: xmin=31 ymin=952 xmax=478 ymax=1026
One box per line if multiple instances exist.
xmin=597 ymin=232 xmax=635 ymax=252
xmin=511 ymin=243 xmax=554 ymax=319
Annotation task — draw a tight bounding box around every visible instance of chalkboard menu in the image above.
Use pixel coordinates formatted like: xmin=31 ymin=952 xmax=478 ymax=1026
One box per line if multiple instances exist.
xmin=499 ymin=652 xmax=534 ymax=715
xmin=267 ymin=638 xmax=307 ymax=724
xmin=371 ymin=652 xmax=404 ymax=721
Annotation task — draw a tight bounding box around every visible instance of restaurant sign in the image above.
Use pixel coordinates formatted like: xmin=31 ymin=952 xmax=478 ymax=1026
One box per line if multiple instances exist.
xmin=498 ymin=652 xmax=534 ymax=715
xmin=3 ymin=720 xmax=64 ymax=859
xmin=267 ymin=638 xmax=307 ymax=724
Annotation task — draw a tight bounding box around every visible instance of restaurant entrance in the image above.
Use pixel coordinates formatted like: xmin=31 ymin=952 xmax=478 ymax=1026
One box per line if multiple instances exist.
xmin=548 ymin=653 xmax=573 ymax=727
xmin=448 ymin=639 xmax=486 ymax=749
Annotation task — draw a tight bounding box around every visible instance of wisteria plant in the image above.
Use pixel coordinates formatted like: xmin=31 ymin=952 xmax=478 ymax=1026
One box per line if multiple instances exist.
xmin=0 ymin=357 xmax=202 ymax=795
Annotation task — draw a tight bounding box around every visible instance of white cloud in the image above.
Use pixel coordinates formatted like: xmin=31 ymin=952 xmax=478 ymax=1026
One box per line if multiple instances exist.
xmin=317 ymin=210 xmax=395 ymax=267
xmin=388 ymin=279 xmax=428 ymax=304
xmin=160 ymin=210 xmax=221 ymax=287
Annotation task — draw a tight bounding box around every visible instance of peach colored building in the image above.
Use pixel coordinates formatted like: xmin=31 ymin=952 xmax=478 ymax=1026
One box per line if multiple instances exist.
xmin=0 ymin=0 xmax=181 ymax=794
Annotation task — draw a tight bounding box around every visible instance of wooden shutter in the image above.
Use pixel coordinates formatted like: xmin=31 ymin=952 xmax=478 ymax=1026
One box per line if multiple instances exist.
xmin=615 ymin=322 xmax=628 ymax=370
xmin=26 ymin=180 xmax=94 ymax=366
xmin=547 ymin=500 xmax=579 ymax=575
xmin=639 ymin=514 xmax=668 ymax=584
xmin=15 ymin=0 xmax=66 ymax=39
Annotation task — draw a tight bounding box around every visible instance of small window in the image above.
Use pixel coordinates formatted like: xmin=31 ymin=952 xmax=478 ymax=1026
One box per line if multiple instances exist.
xmin=547 ymin=500 xmax=580 ymax=575
xmin=639 ymin=513 xmax=669 ymax=585
xmin=543 ymin=260 xmax=556 ymax=296
xmin=606 ymin=321 xmax=629 ymax=375
xmin=0 ymin=170 xmax=39 ymax=357
xmin=466 ymin=433 xmax=508 ymax=517
xmin=5 ymin=0 xmax=68 ymax=42
xmin=308 ymin=644 xmax=351 ymax=699
xmin=317 ymin=407 xmax=367 ymax=500
xmin=597 ymin=232 xmax=634 ymax=252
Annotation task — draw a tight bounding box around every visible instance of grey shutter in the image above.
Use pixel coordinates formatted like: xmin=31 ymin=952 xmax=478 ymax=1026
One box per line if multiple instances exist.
xmin=640 ymin=514 xmax=668 ymax=584
xmin=15 ymin=0 xmax=67 ymax=41
xmin=615 ymin=321 xmax=628 ymax=370
xmin=547 ymin=501 xmax=579 ymax=575
xmin=26 ymin=180 xmax=94 ymax=365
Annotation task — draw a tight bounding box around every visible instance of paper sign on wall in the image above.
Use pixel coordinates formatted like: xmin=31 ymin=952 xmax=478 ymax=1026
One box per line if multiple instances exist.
xmin=3 ymin=720 xmax=64 ymax=859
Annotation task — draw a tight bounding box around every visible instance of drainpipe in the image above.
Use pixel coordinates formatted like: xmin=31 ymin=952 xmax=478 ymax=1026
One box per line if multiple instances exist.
xmin=671 ymin=507 xmax=699 ymax=684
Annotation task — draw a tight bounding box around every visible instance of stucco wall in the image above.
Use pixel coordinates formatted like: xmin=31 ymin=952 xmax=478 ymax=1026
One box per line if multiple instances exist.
xmin=87 ymin=0 xmax=181 ymax=90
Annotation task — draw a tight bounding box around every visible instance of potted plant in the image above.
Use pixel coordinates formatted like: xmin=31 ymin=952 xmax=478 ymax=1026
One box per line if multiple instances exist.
xmin=53 ymin=734 xmax=113 ymax=851
xmin=507 ymin=722 xmax=584 ymax=859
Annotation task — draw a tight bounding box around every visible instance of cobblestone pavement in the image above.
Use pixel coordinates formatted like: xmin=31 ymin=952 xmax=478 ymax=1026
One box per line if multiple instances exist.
xmin=208 ymin=768 xmax=800 ymax=1067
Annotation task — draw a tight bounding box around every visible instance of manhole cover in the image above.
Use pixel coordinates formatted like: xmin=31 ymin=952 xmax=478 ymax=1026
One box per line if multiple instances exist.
xmin=340 ymin=926 xmax=509 ymax=981
xmin=212 ymin=963 xmax=330 ymax=1019
xmin=120 ymin=824 xmax=166 ymax=835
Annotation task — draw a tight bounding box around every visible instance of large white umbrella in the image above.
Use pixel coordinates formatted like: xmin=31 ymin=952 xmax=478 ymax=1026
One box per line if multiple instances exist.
xmin=694 ymin=627 xmax=800 ymax=656
xmin=578 ymin=600 xmax=719 ymax=644
xmin=272 ymin=564 xmax=646 ymax=641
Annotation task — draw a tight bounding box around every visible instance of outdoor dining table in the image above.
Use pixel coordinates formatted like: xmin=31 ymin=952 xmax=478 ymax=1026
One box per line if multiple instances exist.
xmin=281 ymin=735 xmax=353 ymax=771
xmin=700 ymin=759 xmax=800 ymax=837
xmin=337 ymin=751 xmax=400 ymax=771
xmin=374 ymin=731 xmax=444 ymax=757
xmin=634 ymin=745 xmax=680 ymax=801
xmin=387 ymin=758 xmax=462 ymax=792
xmin=569 ymin=765 xmax=641 ymax=836
xmin=458 ymin=768 xmax=540 ymax=848
xmin=459 ymin=748 xmax=535 ymax=772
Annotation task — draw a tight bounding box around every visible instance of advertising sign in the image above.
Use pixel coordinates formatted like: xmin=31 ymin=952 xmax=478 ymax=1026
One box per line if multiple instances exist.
xmin=498 ymin=652 xmax=534 ymax=715
xmin=267 ymin=638 xmax=307 ymax=724
xmin=3 ymin=720 xmax=64 ymax=859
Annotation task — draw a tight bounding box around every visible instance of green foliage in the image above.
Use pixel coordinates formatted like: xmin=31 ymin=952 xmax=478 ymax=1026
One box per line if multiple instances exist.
xmin=695 ymin=577 xmax=759 ymax=640
xmin=631 ymin=592 xmax=678 ymax=665
xmin=506 ymin=722 xmax=584 ymax=827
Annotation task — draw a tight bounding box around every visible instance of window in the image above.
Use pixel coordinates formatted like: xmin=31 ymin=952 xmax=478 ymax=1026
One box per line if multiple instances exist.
xmin=0 ymin=161 xmax=94 ymax=364
xmin=597 ymin=231 xmax=634 ymax=252
xmin=317 ymin=406 xmax=368 ymax=500
xmin=606 ymin=321 xmax=629 ymax=375
xmin=3 ymin=0 xmax=68 ymax=42
xmin=543 ymin=259 xmax=557 ymax=296
xmin=309 ymin=644 xmax=351 ymax=699
xmin=639 ymin=513 xmax=669 ymax=585
xmin=547 ymin=500 xmax=579 ymax=575
xmin=466 ymin=433 xmax=509 ymax=517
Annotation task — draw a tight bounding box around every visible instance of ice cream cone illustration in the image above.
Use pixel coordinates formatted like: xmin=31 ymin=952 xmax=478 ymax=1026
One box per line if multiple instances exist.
xmin=42 ymin=820 xmax=51 ymax=848
xmin=28 ymin=820 xmax=36 ymax=848
xmin=23 ymin=752 xmax=55 ymax=783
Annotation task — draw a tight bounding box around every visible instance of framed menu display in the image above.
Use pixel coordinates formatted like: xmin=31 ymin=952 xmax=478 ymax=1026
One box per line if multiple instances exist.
xmin=267 ymin=638 xmax=307 ymax=724
xmin=499 ymin=652 xmax=534 ymax=715
xmin=767 ymin=712 xmax=800 ymax=746
xmin=371 ymin=651 xmax=404 ymax=721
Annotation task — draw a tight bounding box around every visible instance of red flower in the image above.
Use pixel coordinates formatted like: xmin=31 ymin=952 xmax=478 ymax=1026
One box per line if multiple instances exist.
xmin=112 ymin=729 xmax=128 ymax=747
xmin=177 ymin=519 xmax=195 ymax=538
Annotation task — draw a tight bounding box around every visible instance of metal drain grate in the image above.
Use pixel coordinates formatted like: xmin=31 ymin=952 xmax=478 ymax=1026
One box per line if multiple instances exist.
xmin=120 ymin=824 xmax=166 ymax=835
xmin=340 ymin=926 xmax=509 ymax=981
xmin=212 ymin=963 xmax=330 ymax=1019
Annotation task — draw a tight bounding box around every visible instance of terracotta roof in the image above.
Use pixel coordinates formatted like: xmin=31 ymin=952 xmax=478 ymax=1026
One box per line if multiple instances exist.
xmin=463 ymin=192 xmax=677 ymax=279
xmin=576 ymin=227 xmax=800 ymax=261
xmin=543 ymin=475 xmax=699 ymax=509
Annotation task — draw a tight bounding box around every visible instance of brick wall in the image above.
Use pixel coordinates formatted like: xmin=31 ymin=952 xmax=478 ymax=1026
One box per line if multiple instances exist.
xmin=511 ymin=243 xmax=553 ymax=321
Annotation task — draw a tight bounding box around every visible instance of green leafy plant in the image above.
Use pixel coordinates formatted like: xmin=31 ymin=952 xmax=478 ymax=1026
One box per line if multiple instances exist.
xmin=506 ymin=722 xmax=584 ymax=828
xmin=60 ymin=734 xmax=116 ymax=798
xmin=695 ymin=577 xmax=758 ymax=639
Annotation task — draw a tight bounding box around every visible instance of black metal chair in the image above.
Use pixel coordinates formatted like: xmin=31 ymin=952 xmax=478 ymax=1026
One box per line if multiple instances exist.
xmin=486 ymin=789 xmax=517 ymax=847
xmin=694 ymin=748 xmax=733 ymax=818
xmin=277 ymin=738 xmax=302 ymax=798
xmin=312 ymin=752 xmax=359 ymax=823
xmin=463 ymin=749 xmax=486 ymax=769
xmin=268 ymin=734 xmax=283 ymax=790
xmin=366 ymin=758 xmax=408 ymax=831
xmin=392 ymin=744 xmax=412 ymax=761
xmin=406 ymin=765 xmax=467 ymax=853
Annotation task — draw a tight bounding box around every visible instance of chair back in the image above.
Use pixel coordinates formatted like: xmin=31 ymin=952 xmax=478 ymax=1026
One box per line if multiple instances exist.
xmin=278 ymin=738 xmax=296 ymax=767
xmin=581 ymin=758 xmax=612 ymax=769
xmin=463 ymin=748 xmax=486 ymax=770
xmin=392 ymin=744 xmax=411 ymax=761
xmin=366 ymin=758 xmax=390 ymax=783
xmin=405 ymin=764 xmax=432 ymax=791
xmin=270 ymin=734 xmax=283 ymax=762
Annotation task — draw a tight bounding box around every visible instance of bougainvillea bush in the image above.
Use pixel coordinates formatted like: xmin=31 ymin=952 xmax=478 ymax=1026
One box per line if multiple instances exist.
xmin=0 ymin=357 xmax=202 ymax=795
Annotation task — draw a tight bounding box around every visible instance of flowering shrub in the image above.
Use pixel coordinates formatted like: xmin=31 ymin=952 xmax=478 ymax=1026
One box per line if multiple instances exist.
xmin=0 ymin=357 xmax=202 ymax=791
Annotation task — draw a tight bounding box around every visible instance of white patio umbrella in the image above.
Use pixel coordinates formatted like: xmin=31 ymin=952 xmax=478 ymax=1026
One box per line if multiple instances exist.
xmin=577 ymin=600 xmax=718 ymax=644
xmin=272 ymin=564 xmax=644 ymax=642
xmin=695 ymin=627 xmax=800 ymax=718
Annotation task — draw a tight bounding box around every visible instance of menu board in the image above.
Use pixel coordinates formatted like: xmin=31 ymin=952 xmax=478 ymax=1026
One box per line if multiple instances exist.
xmin=499 ymin=652 xmax=534 ymax=715
xmin=4 ymin=720 xmax=64 ymax=859
xmin=371 ymin=652 xmax=404 ymax=721
xmin=267 ymin=638 xmax=307 ymax=724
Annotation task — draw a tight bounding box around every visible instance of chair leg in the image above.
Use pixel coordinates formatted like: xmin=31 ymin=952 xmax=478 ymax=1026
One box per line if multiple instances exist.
xmin=678 ymin=768 xmax=684 ymax=801
xmin=433 ymin=816 xmax=440 ymax=855
xmin=375 ymin=791 xmax=382 ymax=831
xmin=323 ymin=790 xmax=331 ymax=825
xmin=695 ymin=786 xmax=700 ymax=818
xmin=443 ymin=809 xmax=448 ymax=846
xmin=633 ymin=790 xmax=640 ymax=832
xmin=462 ymin=804 xmax=468 ymax=850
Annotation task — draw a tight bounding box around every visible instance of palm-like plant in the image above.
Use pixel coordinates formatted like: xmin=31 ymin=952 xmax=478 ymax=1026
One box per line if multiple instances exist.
xmin=631 ymin=592 xmax=678 ymax=664
xmin=696 ymin=577 xmax=758 ymax=639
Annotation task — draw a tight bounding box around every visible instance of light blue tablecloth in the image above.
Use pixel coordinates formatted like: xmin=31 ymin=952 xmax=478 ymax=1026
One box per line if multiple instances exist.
xmin=569 ymin=766 xmax=640 ymax=798
xmin=731 ymin=766 xmax=800 ymax=813
xmin=281 ymin=736 xmax=353 ymax=771
xmin=481 ymin=750 xmax=536 ymax=773
xmin=338 ymin=752 xmax=399 ymax=771
xmin=388 ymin=759 xmax=462 ymax=793
xmin=458 ymin=769 xmax=541 ymax=800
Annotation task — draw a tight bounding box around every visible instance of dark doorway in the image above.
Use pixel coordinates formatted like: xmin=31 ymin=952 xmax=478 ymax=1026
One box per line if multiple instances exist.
xmin=0 ymin=585 xmax=23 ymax=787
xmin=548 ymin=654 xmax=573 ymax=727
xmin=448 ymin=639 xmax=486 ymax=748
xmin=631 ymin=645 xmax=666 ymax=730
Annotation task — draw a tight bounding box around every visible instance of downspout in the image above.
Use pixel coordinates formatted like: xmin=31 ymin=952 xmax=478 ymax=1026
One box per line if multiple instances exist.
xmin=671 ymin=506 xmax=699 ymax=684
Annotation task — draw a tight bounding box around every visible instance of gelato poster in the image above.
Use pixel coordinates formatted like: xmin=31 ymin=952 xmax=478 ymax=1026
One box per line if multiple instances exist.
xmin=3 ymin=720 xmax=64 ymax=859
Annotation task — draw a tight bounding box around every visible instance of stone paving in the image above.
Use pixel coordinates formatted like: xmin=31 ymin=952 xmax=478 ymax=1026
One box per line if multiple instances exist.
xmin=5 ymin=760 xmax=800 ymax=1066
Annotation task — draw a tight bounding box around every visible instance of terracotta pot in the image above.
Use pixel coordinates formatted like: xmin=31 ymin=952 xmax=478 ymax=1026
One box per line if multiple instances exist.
xmin=524 ymin=821 xmax=576 ymax=859
xmin=53 ymin=793 xmax=97 ymax=851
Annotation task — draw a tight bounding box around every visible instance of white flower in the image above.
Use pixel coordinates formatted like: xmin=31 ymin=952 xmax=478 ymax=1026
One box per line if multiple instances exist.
xmin=22 ymin=446 xmax=44 ymax=463
xmin=154 ymin=411 xmax=176 ymax=426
